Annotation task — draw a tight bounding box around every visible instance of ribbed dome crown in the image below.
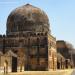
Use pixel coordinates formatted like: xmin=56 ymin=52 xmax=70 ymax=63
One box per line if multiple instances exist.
xmin=6 ymin=4 xmax=50 ymax=35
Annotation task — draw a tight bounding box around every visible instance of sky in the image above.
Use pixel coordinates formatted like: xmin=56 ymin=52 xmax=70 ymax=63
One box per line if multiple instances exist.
xmin=0 ymin=0 xmax=75 ymax=47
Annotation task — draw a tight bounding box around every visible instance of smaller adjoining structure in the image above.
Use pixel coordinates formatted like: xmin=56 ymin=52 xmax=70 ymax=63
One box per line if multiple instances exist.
xmin=56 ymin=40 xmax=73 ymax=69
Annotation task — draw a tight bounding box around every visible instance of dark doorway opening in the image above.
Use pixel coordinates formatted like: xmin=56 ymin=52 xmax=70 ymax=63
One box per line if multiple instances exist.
xmin=12 ymin=56 xmax=17 ymax=72
xmin=65 ymin=60 xmax=68 ymax=69
xmin=57 ymin=62 xmax=60 ymax=69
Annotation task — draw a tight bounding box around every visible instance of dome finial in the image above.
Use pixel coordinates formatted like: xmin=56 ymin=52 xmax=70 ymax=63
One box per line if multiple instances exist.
xmin=26 ymin=3 xmax=31 ymax=6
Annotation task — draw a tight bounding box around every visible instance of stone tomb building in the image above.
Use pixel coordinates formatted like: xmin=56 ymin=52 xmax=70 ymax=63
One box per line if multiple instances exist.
xmin=0 ymin=4 xmax=57 ymax=72
xmin=56 ymin=40 xmax=72 ymax=69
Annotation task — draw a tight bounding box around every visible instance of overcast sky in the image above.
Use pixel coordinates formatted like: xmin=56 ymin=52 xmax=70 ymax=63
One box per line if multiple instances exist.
xmin=0 ymin=0 xmax=75 ymax=47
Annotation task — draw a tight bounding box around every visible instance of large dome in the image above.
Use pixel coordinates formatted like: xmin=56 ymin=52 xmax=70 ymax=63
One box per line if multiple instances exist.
xmin=6 ymin=4 xmax=50 ymax=35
